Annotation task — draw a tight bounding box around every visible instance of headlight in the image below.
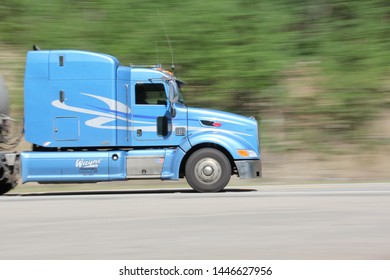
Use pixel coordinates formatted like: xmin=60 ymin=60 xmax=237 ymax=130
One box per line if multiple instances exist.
xmin=237 ymin=149 xmax=257 ymax=157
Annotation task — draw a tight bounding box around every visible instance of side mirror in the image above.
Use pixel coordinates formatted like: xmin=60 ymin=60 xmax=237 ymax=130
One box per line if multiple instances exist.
xmin=168 ymin=80 xmax=177 ymax=103
xmin=170 ymin=105 xmax=176 ymax=118
xmin=168 ymin=80 xmax=178 ymax=118
xmin=157 ymin=116 xmax=169 ymax=137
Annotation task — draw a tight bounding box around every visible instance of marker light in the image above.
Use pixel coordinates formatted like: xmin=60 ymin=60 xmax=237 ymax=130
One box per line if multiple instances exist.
xmin=237 ymin=149 xmax=257 ymax=157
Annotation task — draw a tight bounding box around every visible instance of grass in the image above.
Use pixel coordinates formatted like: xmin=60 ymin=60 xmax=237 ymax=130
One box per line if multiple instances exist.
xmin=1 ymin=0 xmax=390 ymax=148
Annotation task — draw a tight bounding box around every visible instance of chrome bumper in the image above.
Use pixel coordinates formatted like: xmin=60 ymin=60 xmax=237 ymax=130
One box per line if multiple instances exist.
xmin=235 ymin=160 xmax=262 ymax=179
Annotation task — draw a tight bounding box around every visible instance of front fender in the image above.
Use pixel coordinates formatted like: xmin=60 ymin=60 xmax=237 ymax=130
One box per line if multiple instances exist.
xmin=187 ymin=130 xmax=259 ymax=160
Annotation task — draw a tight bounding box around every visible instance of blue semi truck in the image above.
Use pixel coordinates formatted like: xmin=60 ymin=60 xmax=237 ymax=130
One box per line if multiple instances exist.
xmin=0 ymin=49 xmax=261 ymax=194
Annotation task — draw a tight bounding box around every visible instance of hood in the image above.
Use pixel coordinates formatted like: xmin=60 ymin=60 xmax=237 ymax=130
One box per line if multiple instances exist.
xmin=186 ymin=107 xmax=259 ymax=152
xmin=187 ymin=107 xmax=257 ymax=132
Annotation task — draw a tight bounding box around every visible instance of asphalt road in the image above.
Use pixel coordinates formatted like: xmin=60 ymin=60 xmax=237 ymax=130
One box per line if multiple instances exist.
xmin=1 ymin=183 xmax=390 ymax=260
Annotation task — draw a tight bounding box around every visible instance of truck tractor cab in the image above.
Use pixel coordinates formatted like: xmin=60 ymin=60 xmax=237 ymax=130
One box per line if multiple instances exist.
xmin=18 ymin=49 xmax=262 ymax=193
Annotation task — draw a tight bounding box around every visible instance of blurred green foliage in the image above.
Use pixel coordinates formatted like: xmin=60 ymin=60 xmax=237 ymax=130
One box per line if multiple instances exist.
xmin=1 ymin=0 xmax=390 ymax=146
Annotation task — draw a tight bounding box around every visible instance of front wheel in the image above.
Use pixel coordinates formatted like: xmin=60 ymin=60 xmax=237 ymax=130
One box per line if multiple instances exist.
xmin=185 ymin=148 xmax=231 ymax=192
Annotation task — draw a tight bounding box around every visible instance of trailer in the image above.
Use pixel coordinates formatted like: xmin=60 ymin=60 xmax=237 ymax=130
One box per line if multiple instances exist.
xmin=0 ymin=75 xmax=22 ymax=194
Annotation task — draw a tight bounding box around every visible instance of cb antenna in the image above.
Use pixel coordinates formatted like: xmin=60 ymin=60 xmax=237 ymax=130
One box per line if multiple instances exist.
xmin=157 ymin=10 xmax=175 ymax=73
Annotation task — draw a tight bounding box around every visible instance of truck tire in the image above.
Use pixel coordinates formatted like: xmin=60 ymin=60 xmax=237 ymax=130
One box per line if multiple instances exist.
xmin=0 ymin=158 xmax=19 ymax=195
xmin=0 ymin=165 xmax=15 ymax=195
xmin=185 ymin=148 xmax=231 ymax=192
xmin=0 ymin=180 xmax=14 ymax=195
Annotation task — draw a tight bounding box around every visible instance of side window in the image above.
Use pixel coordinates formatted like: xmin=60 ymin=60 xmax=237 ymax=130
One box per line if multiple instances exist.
xmin=135 ymin=83 xmax=167 ymax=105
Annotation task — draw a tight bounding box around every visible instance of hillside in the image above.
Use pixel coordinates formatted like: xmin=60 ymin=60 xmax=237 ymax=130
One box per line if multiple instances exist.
xmin=1 ymin=0 xmax=389 ymax=183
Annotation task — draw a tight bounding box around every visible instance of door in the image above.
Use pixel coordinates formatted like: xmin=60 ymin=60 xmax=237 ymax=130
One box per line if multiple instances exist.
xmin=132 ymin=82 xmax=169 ymax=143
xmin=53 ymin=117 xmax=79 ymax=141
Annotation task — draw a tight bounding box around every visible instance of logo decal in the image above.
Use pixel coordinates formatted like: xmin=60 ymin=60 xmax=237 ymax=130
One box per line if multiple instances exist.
xmin=75 ymin=159 xmax=103 ymax=169
xmin=75 ymin=158 xmax=103 ymax=175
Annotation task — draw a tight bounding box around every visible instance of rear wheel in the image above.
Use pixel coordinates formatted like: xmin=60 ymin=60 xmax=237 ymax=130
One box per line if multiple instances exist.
xmin=185 ymin=148 xmax=231 ymax=192
xmin=0 ymin=165 xmax=15 ymax=195
xmin=0 ymin=157 xmax=19 ymax=195
xmin=0 ymin=180 xmax=14 ymax=195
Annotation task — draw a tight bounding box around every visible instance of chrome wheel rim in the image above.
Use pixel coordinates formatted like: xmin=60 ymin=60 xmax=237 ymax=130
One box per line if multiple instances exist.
xmin=194 ymin=157 xmax=222 ymax=184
